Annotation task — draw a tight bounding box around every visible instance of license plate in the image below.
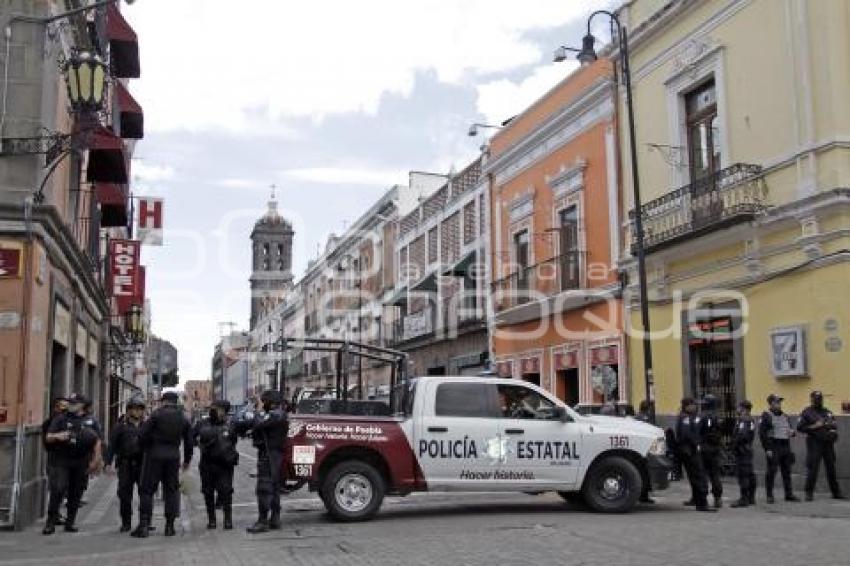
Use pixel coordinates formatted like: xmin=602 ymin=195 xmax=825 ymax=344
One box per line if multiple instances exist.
xmin=294 ymin=464 xmax=312 ymax=477
xmin=293 ymin=445 xmax=316 ymax=465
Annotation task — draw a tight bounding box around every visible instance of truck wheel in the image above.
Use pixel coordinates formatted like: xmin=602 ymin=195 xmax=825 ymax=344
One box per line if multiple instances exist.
xmin=556 ymin=491 xmax=585 ymax=506
xmin=321 ymin=461 xmax=385 ymax=522
xmin=582 ymin=456 xmax=641 ymax=513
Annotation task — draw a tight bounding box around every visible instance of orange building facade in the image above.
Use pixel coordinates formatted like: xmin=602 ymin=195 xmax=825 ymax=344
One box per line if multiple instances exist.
xmin=487 ymin=60 xmax=626 ymax=409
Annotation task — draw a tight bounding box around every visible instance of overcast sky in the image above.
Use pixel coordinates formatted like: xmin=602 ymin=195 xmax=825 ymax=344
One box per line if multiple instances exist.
xmin=122 ymin=0 xmax=616 ymax=384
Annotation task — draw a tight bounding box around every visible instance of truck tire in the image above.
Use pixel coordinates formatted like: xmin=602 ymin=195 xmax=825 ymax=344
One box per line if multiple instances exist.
xmin=582 ymin=456 xmax=641 ymax=513
xmin=321 ymin=460 xmax=385 ymax=522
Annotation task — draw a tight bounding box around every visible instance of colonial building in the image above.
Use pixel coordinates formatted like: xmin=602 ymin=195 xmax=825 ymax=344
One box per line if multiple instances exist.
xmin=487 ymin=60 xmax=624 ymax=407
xmin=617 ymin=0 xmax=849 ymax=466
xmin=389 ymin=158 xmax=490 ymax=377
xmin=0 ymin=1 xmax=143 ymax=527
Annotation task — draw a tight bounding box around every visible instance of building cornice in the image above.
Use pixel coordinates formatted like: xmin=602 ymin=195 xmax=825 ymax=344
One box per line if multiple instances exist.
xmin=484 ymin=78 xmax=615 ymax=187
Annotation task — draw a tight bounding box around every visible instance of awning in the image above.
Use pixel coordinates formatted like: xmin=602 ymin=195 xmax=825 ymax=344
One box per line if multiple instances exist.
xmin=87 ymin=127 xmax=128 ymax=184
xmin=94 ymin=183 xmax=128 ymax=227
xmin=442 ymin=250 xmax=477 ymax=277
xmin=386 ymin=285 xmax=408 ymax=307
xmin=411 ymin=272 xmax=438 ymax=293
xmin=114 ymin=82 xmax=143 ymax=139
xmin=107 ymin=5 xmax=140 ymax=78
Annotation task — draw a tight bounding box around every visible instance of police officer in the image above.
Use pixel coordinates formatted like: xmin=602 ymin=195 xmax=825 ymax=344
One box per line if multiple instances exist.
xmin=41 ymin=397 xmax=69 ymax=526
xmin=132 ymin=391 xmax=193 ymax=538
xmin=42 ymin=395 xmax=102 ymax=534
xmin=245 ymin=390 xmax=289 ymax=533
xmin=730 ymin=400 xmax=757 ymax=508
xmin=105 ymin=397 xmax=146 ymax=532
xmin=197 ymin=399 xmax=238 ymax=530
xmin=758 ymin=394 xmax=800 ymax=503
xmin=675 ymin=397 xmax=715 ymax=512
xmin=699 ymin=394 xmax=723 ymax=508
xmin=73 ymin=394 xmax=104 ymax=506
xmin=797 ymin=391 xmax=845 ymax=501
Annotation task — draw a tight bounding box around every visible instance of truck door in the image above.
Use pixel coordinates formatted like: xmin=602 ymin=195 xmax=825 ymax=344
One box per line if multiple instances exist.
xmin=496 ymin=383 xmax=582 ymax=488
xmin=414 ymin=380 xmax=500 ymax=489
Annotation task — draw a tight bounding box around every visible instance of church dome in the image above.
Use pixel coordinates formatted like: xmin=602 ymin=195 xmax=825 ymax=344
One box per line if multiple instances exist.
xmin=253 ymin=191 xmax=292 ymax=232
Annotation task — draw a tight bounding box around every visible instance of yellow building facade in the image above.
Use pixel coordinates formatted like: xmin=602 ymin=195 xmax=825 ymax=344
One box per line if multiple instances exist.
xmin=617 ymin=0 xmax=850 ymax=429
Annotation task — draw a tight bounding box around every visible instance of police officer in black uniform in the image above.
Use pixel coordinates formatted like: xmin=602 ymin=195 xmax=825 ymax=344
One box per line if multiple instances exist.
xmin=132 ymin=391 xmax=193 ymax=538
xmin=699 ymin=394 xmax=723 ymax=508
xmin=41 ymin=397 xmax=69 ymax=526
xmin=243 ymin=390 xmax=289 ymax=533
xmin=43 ymin=395 xmax=102 ymax=534
xmin=105 ymin=397 xmax=146 ymax=532
xmin=798 ymin=390 xmax=845 ymax=501
xmin=675 ymin=397 xmax=716 ymax=512
xmin=758 ymin=394 xmax=799 ymax=503
xmin=197 ymin=399 xmax=239 ymax=530
xmin=730 ymin=400 xmax=757 ymax=508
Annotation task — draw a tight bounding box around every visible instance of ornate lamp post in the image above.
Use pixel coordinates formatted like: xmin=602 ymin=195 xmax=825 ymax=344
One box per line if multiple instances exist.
xmin=554 ymin=10 xmax=656 ymax=423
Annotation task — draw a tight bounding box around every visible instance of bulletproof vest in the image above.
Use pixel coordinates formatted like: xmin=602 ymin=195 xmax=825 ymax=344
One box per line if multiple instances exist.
xmin=702 ymin=413 xmax=722 ymax=447
xmin=121 ymin=420 xmax=143 ymax=458
xmin=769 ymin=412 xmax=792 ymax=440
xmin=60 ymin=414 xmax=99 ymax=459
xmin=199 ymin=421 xmax=237 ymax=465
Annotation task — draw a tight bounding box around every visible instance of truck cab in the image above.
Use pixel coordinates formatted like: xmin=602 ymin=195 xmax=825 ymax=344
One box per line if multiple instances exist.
xmin=285 ymin=376 xmax=672 ymax=521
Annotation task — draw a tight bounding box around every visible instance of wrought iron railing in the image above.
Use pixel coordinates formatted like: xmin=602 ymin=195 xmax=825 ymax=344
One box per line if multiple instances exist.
xmin=630 ymin=163 xmax=767 ymax=251
xmin=491 ymin=251 xmax=582 ymax=312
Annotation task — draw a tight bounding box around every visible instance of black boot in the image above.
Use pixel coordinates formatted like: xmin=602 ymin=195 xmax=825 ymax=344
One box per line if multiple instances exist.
xmin=42 ymin=518 xmax=56 ymax=536
xmin=223 ymin=505 xmax=233 ymax=530
xmin=246 ymin=518 xmax=269 ymax=534
xmin=63 ymin=509 xmax=79 ymax=533
xmin=268 ymin=510 xmax=281 ymax=530
xmin=206 ymin=507 xmax=217 ymax=530
xmin=131 ymin=519 xmax=150 ymax=538
xmin=713 ymin=496 xmax=723 ymax=509
xmin=164 ymin=519 xmax=176 ymax=537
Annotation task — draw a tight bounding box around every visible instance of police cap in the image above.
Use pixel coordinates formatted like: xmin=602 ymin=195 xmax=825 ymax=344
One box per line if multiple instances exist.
xmin=766 ymin=394 xmax=784 ymax=404
xmin=810 ymin=390 xmax=824 ymax=400
xmin=161 ymin=391 xmax=180 ymax=403
xmin=69 ymin=393 xmax=91 ymax=407
xmin=738 ymin=400 xmax=752 ymax=411
xmin=126 ymin=396 xmax=146 ymax=410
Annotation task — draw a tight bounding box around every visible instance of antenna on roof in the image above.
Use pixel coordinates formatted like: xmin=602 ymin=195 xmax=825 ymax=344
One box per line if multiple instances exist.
xmin=270 ymin=184 xmax=277 ymax=200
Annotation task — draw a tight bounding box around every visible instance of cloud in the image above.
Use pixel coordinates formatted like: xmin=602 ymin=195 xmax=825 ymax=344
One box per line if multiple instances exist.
xmin=131 ymin=160 xmax=175 ymax=183
xmin=124 ymin=0 xmax=609 ymax=132
xmin=217 ymin=178 xmax=262 ymax=190
xmin=475 ymin=62 xmax=580 ymax=126
xmin=280 ymin=167 xmax=407 ymax=186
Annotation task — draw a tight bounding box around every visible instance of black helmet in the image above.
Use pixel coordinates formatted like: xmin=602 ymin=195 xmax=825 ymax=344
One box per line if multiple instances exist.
xmin=260 ymin=390 xmax=282 ymax=406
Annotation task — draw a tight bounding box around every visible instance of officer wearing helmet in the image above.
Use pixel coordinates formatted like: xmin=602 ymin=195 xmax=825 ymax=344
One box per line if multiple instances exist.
xmin=105 ymin=396 xmax=146 ymax=532
xmin=133 ymin=390 xmax=193 ymax=538
xmin=196 ymin=399 xmax=239 ymax=530
xmin=239 ymin=390 xmax=289 ymax=533
xmin=699 ymin=394 xmax=724 ymax=508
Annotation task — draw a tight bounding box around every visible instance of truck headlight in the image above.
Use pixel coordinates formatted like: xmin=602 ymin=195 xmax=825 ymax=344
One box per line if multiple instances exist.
xmin=648 ymin=437 xmax=666 ymax=456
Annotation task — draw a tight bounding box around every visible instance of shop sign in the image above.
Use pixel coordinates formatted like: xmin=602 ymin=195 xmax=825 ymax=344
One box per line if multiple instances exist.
xmin=520 ymin=356 xmax=540 ymax=375
xmin=109 ymin=239 xmax=141 ymax=314
xmin=53 ymin=303 xmax=71 ymax=347
xmin=688 ymin=317 xmax=733 ymax=345
xmin=0 ymin=247 xmax=22 ymax=278
xmin=554 ymin=350 xmax=579 ymax=371
xmin=769 ymin=326 xmax=807 ymax=378
xmin=403 ymin=306 xmax=433 ymax=341
xmin=0 ymin=311 xmax=21 ymax=330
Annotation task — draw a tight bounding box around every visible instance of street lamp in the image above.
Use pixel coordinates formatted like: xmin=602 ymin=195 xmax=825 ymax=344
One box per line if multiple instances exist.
xmin=338 ymin=253 xmax=364 ymax=400
xmin=554 ymin=10 xmax=656 ymax=423
xmin=65 ymin=52 xmax=109 ymax=113
xmin=125 ymin=304 xmax=145 ymax=345
xmin=467 ymin=123 xmax=501 ymax=137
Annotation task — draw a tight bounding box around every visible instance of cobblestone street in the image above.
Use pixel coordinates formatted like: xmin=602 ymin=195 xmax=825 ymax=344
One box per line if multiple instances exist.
xmin=2 ymin=452 xmax=849 ymax=566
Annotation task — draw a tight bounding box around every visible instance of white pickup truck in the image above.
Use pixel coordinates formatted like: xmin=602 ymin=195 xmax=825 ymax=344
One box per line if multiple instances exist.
xmin=284 ymin=376 xmax=673 ymax=521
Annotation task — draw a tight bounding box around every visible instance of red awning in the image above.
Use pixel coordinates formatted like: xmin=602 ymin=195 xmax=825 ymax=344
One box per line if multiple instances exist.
xmin=94 ymin=183 xmax=128 ymax=227
xmin=114 ymin=81 xmax=143 ymax=139
xmin=87 ymin=127 xmax=128 ymax=184
xmin=107 ymin=5 xmax=140 ymax=78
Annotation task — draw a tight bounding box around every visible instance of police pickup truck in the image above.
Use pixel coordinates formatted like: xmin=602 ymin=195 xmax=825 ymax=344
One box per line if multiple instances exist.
xmin=284 ymin=376 xmax=672 ymax=521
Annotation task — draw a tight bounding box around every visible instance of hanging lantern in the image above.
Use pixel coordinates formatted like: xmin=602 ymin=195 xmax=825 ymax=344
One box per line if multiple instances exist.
xmin=125 ymin=304 xmax=145 ymax=345
xmin=65 ymin=51 xmax=108 ymax=113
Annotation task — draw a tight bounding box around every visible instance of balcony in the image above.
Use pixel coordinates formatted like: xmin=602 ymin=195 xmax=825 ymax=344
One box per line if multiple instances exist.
xmin=492 ymin=252 xmax=581 ymax=313
xmin=631 ymin=163 xmax=767 ymax=252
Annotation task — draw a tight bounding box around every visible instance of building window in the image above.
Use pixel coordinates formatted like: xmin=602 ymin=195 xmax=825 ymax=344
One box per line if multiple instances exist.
xmin=278 ymin=243 xmax=283 ymax=256
xmin=263 ymin=243 xmax=269 ymax=256
xmin=558 ymin=206 xmax=579 ymax=290
xmin=463 ymin=201 xmax=476 ymax=244
xmin=428 ymin=227 xmax=438 ymax=264
xmin=514 ymin=230 xmax=530 ymax=297
xmin=686 ymin=80 xmax=720 ymax=182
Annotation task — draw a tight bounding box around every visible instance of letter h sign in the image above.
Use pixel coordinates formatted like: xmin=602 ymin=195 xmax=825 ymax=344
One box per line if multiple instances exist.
xmin=137 ymin=197 xmax=164 ymax=246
